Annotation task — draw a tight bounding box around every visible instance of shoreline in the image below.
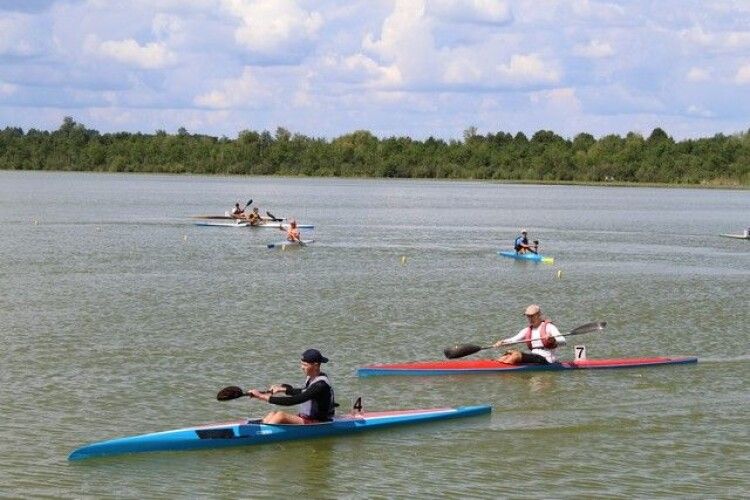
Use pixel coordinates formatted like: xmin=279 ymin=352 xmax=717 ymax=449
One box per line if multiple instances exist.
xmin=2 ymin=167 xmax=747 ymax=190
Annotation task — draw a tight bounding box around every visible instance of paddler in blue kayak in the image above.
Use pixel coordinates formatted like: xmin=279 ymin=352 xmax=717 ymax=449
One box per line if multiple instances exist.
xmin=514 ymin=228 xmax=537 ymax=254
xmin=493 ymin=304 xmax=566 ymax=364
xmin=247 ymin=349 xmax=336 ymax=424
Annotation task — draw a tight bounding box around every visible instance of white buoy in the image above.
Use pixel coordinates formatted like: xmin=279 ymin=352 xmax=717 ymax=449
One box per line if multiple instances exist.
xmin=556 ymin=269 xmax=563 ymax=279
xmin=400 ymin=255 xmax=407 ymax=266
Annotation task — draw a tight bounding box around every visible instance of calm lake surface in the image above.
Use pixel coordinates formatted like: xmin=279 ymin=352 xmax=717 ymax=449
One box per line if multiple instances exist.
xmin=1 ymin=171 xmax=748 ymax=498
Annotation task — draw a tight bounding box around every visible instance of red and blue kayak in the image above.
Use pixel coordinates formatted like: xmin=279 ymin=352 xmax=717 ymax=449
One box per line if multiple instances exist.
xmin=68 ymin=404 xmax=491 ymax=461
xmin=357 ymin=357 xmax=697 ymax=377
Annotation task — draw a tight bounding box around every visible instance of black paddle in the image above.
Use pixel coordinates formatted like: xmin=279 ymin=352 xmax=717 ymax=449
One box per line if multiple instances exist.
xmin=266 ymin=211 xmax=282 ymax=222
xmin=443 ymin=321 xmax=607 ymax=359
xmin=245 ymin=199 xmax=253 ymax=208
xmin=216 ymin=386 xmax=270 ymax=401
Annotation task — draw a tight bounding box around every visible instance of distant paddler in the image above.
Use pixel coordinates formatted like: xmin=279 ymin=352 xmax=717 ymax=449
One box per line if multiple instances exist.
xmin=280 ymin=219 xmax=302 ymax=242
xmin=493 ymin=304 xmax=566 ymax=365
xmin=246 ymin=207 xmax=264 ymax=225
xmin=230 ymin=199 xmax=253 ymax=219
xmin=514 ymin=228 xmax=538 ymax=254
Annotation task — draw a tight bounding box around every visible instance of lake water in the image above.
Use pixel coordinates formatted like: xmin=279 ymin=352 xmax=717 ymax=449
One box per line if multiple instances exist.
xmin=1 ymin=171 xmax=748 ymax=498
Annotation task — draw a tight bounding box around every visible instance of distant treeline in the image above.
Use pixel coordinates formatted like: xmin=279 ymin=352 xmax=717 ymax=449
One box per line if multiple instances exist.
xmin=1 ymin=117 xmax=748 ymax=185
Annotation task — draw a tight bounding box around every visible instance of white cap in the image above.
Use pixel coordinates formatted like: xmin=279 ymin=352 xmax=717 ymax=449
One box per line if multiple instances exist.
xmin=524 ymin=304 xmax=541 ymax=316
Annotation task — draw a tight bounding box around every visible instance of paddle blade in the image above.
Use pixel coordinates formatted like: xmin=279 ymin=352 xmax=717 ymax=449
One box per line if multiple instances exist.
xmin=217 ymin=386 xmax=246 ymax=401
xmin=568 ymin=321 xmax=607 ymax=336
xmin=444 ymin=344 xmax=484 ymax=359
xmin=245 ymin=199 xmax=253 ymax=207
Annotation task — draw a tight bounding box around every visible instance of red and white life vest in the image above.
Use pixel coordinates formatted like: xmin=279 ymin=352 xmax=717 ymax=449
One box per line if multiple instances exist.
xmin=524 ymin=320 xmax=557 ymax=350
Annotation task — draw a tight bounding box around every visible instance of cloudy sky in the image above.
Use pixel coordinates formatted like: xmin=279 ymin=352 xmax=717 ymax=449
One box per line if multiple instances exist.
xmin=1 ymin=0 xmax=749 ymax=140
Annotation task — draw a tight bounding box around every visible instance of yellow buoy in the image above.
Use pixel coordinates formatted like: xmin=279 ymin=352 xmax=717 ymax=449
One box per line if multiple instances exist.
xmin=400 ymin=255 xmax=407 ymax=266
xmin=556 ymin=269 xmax=563 ymax=279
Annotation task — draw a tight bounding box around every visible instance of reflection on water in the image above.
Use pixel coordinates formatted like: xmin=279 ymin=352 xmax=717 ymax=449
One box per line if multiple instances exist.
xmin=527 ymin=374 xmax=558 ymax=394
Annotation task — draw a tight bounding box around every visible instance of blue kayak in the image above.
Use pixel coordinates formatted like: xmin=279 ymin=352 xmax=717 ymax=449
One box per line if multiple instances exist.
xmin=497 ymin=250 xmax=554 ymax=263
xmin=68 ymin=405 xmax=491 ymax=460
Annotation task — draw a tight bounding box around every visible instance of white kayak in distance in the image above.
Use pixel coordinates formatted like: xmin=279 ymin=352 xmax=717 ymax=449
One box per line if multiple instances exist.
xmin=719 ymin=232 xmax=750 ymax=240
xmin=267 ymin=239 xmax=315 ymax=249
xmin=194 ymin=220 xmax=314 ymax=229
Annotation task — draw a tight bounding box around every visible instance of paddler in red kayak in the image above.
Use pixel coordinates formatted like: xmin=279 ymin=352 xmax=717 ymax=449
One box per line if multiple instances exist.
xmin=247 ymin=349 xmax=336 ymax=424
xmin=493 ymin=304 xmax=566 ymax=364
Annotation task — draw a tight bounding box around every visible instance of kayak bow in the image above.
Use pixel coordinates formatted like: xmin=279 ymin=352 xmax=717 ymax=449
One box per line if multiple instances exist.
xmin=357 ymin=357 xmax=698 ymax=377
xmin=68 ymin=404 xmax=491 ymax=461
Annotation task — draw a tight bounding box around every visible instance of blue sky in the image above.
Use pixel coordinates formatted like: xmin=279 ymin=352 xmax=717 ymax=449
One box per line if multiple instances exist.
xmin=1 ymin=0 xmax=749 ymax=140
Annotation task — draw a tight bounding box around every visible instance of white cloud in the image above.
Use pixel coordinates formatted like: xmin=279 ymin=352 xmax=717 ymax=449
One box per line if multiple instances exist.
xmin=686 ymin=67 xmax=710 ymax=82
xmin=735 ymin=63 xmax=750 ymax=85
xmin=429 ymin=0 xmax=511 ymax=24
xmin=569 ymin=0 xmax=626 ymax=22
xmin=686 ymin=104 xmax=713 ymax=117
xmin=573 ymin=39 xmax=614 ymax=59
xmin=681 ymin=26 xmax=750 ymax=53
xmin=495 ymin=54 xmax=560 ymax=85
xmin=222 ymin=0 xmax=323 ymax=54
xmin=340 ymin=54 xmax=402 ymax=87
xmin=530 ymin=87 xmax=581 ymax=112
xmin=194 ymin=67 xmax=268 ymax=109
xmin=86 ymin=36 xmax=177 ymax=69
xmin=0 ymin=14 xmax=42 ymax=57
xmin=443 ymin=56 xmax=484 ymax=85
xmin=0 ymin=81 xmax=18 ymax=95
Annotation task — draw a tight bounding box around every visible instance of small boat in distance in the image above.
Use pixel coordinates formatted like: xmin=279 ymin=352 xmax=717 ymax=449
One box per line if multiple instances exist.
xmin=719 ymin=229 xmax=750 ymax=240
xmin=267 ymin=239 xmax=315 ymax=249
xmin=194 ymin=220 xmax=314 ymax=229
xmin=497 ymin=250 xmax=554 ymax=264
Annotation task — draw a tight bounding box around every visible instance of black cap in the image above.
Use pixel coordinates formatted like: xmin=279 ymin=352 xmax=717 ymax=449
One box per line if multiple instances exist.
xmin=301 ymin=348 xmax=328 ymax=364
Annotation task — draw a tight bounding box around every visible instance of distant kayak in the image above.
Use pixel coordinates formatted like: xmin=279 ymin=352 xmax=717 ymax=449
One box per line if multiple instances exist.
xmin=358 ymin=356 xmax=697 ymax=377
xmin=194 ymin=220 xmax=314 ymax=229
xmin=719 ymin=233 xmax=750 ymax=240
xmin=267 ymin=239 xmax=315 ymax=249
xmin=497 ymin=250 xmax=554 ymax=264
xmin=68 ymin=404 xmax=491 ymax=461
xmin=191 ymin=214 xmax=287 ymax=221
